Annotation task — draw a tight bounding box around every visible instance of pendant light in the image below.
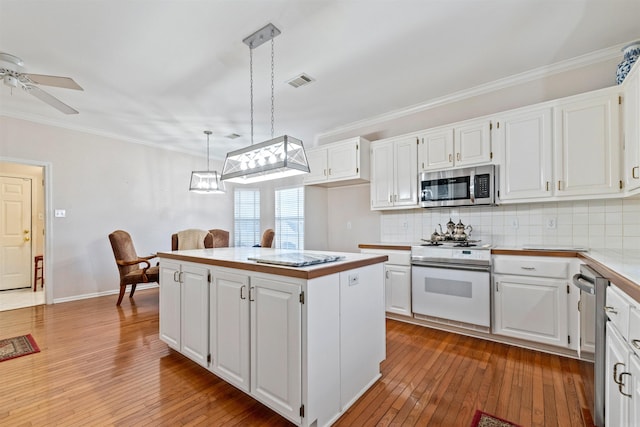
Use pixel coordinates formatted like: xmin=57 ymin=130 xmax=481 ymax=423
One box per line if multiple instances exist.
xmin=220 ymin=23 xmax=310 ymax=184
xmin=189 ymin=130 xmax=226 ymax=194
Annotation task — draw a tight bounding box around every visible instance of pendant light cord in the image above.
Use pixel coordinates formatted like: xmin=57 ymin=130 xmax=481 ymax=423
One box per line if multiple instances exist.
xmin=270 ymin=30 xmax=275 ymax=139
xmin=249 ymin=43 xmax=254 ymax=145
xmin=205 ymin=130 xmax=212 ymax=171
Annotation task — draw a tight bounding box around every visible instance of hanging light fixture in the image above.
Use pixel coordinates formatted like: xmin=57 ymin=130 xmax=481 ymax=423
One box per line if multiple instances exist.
xmin=221 ymin=23 xmax=310 ymax=184
xmin=189 ymin=130 xmax=226 ymax=194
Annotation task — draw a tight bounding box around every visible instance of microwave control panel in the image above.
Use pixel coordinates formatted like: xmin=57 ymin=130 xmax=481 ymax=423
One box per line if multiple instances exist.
xmin=474 ymin=173 xmax=491 ymax=198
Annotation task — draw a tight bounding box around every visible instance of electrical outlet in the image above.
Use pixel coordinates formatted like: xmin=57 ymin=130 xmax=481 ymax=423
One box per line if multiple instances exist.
xmin=54 ymin=209 xmax=66 ymax=218
xmin=346 ymin=221 xmax=352 ymax=230
xmin=510 ymin=218 xmax=519 ymax=229
xmin=546 ymin=217 xmax=557 ymax=229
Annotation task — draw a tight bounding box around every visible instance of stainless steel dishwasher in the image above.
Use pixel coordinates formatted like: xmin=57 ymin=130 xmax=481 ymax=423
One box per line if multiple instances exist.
xmin=573 ymin=264 xmax=608 ymax=427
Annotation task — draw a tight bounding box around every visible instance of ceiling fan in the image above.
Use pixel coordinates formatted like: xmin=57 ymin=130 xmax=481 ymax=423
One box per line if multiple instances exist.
xmin=0 ymin=52 xmax=83 ymax=114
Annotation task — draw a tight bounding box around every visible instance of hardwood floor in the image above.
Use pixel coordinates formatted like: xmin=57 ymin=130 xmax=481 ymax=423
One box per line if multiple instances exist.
xmin=0 ymin=288 xmax=594 ymax=426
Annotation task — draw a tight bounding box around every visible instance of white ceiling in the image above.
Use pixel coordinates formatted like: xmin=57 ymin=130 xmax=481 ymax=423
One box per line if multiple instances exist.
xmin=1 ymin=0 xmax=639 ymax=161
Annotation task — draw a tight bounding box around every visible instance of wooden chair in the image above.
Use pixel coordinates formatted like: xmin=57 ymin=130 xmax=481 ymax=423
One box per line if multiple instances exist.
xmin=109 ymin=230 xmax=159 ymax=306
xmin=260 ymin=229 xmax=275 ymax=248
xmin=171 ymin=229 xmax=230 ymax=250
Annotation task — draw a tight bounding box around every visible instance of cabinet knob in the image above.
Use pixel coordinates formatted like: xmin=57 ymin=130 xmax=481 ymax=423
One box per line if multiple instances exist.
xmin=614 ymin=362 xmax=625 ymax=384
xmin=456 ymin=153 xmax=461 ymax=161
xmin=557 ymin=181 xmax=562 ymax=191
xmin=633 ymin=166 xmax=639 ymax=179
xmin=604 ymin=306 xmax=618 ymax=315
xmin=619 ymin=372 xmax=632 ymax=397
xmin=448 ymin=154 xmax=452 ymax=163
xmin=240 ymin=285 xmax=247 ymax=300
xmin=249 ymin=286 xmax=255 ymax=302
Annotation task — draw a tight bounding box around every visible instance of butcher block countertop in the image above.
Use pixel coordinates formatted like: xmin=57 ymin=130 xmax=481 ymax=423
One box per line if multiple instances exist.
xmin=158 ymin=247 xmax=388 ymax=280
xmin=358 ymin=242 xmax=640 ymax=303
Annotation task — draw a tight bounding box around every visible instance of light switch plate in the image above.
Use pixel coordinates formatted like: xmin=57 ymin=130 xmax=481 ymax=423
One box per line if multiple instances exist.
xmin=54 ymin=209 xmax=66 ymax=218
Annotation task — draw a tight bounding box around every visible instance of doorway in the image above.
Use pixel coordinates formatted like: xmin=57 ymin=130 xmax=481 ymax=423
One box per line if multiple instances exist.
xmin=0 ymin=161 xmax=46 ymax=311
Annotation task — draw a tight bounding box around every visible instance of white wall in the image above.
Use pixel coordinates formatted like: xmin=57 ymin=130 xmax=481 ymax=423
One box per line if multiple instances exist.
xmin=0 ymin=116 xmax=234 ymax=302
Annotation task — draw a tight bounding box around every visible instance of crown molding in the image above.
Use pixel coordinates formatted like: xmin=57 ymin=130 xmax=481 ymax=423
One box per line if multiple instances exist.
xmin=315 ymin=41 xmax=628 ymax=142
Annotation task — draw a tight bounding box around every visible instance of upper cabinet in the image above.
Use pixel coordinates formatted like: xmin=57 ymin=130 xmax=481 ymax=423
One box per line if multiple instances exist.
xmin=624 ymin=60 xmax=640 ymax=193
xmin=303 ymin=137 xmax=370 ymax=187
xmin=554 ymin=89 xmax=621 ymax=197
xmin=497 ymin=106 xmax=553 ymax=201
xmin=418 ymin=118 xmax=492 ymax=172
xmin=370 ymin=135 xmax=418 ymax=210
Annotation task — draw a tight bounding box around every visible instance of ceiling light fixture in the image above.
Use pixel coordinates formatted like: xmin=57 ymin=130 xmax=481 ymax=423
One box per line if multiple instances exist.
xmin=189 ymin=130 xmax=226 ymax=194
xmin=220 ymin=23 xmax=309 ymax=184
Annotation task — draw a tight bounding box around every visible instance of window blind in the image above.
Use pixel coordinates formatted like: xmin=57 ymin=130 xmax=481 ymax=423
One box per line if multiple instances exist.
xmin=234 ymin=189 xmax=260 ymax=247
xmin=275 ymin=186 xmax=304 ymax=250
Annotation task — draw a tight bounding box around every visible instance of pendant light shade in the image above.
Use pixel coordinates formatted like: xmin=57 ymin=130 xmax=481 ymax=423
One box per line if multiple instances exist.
xmin=189 ymin=131 xmax=226 ymax=194
xmin=221 ymin=23 xmax=309 ymax=184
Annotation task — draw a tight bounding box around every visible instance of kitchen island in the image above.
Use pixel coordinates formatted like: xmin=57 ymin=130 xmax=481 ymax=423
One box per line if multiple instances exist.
xmin=157 ymin=247 xmax=388 ymax=427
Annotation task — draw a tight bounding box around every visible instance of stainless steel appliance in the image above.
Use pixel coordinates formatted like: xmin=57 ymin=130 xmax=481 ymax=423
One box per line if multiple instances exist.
xmin=411 ymin=242 xmax=491 ymax=329
xmin=419 ymin=165 xmax=496 ymax=208
xmin=572 ymin=264 xmax=607 ymax=427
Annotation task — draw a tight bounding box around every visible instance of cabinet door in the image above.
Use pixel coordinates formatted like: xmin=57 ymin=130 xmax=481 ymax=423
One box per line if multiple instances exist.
xmin=606 ymin=323 xmax=630 ymax=427
xmin=455 ymin=119 xmax=492 ymax=167
xmin=393 ymin=137 xmax=418 ymax=207
xmin=629 ymin=353 xmax=640 ymax=427
xmin=498 ymin=108 xmax=553 ymax=201
xmin=554 ymin=91 xmax=621 ymax=196
xmin=580 ymin=291 xmax=596 ymax=354
xmin=159 ymin=260 xmax=181 ymax=351
xmin=370 ymin=140 xmax=394 ymax=209
xmin=385 ymin=264 xmax=411 ymax=316
xmin=327 ymin=139 xmax=359 ymax=181
xmin=210 ymin=270 xmax=250 ymax=392
xmin=420 ymin=128 xmax=454 ymax=171
xmin=493 ymin=275 xmax=568 ymax=347
xmin=624 ymin=65 xmax=640 ymax=192
xmin=250 ymin=277 xmax=301 ymax=423
xmin=180 ymin=263 xmax=209 ymax=367
xmin=303 ymin=148 xmax=328 ymax=184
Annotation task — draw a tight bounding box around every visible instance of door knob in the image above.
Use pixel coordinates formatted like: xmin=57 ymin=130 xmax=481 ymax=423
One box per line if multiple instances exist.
xmin=24 ymin=230 xmax=29 ymax=234
xmin=24 ymin=236 xmax=30 ymax=242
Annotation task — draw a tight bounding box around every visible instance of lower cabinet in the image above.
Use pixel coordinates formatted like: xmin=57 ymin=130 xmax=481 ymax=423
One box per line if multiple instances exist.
xmin=493 ymin=274 xmax=568 ymax=347
xmin=159 ymin=260 xmax=210 ymax=367
xmin=606 ymin=323 xmax=630 ymax=427
xmin=492 ymin=255 xmax=580 ymax=349
xmin=360 ymin=249 xmax=412 ymax=317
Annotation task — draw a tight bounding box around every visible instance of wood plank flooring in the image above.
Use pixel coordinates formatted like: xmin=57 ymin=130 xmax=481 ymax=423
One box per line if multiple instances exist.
xmin=0 ymin=288 xmax=594 ymax=426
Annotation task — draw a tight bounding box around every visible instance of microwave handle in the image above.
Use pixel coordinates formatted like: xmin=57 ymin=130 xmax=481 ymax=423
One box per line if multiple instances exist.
xmin=469 ymin=168 xmax=475 ymax=204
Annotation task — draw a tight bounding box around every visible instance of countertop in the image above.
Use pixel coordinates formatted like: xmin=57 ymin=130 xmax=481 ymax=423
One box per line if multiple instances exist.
xmin=358 ymin=242 xmax=640 ymax=302
xmin=158 ymin=247 xmax=388 ymax=280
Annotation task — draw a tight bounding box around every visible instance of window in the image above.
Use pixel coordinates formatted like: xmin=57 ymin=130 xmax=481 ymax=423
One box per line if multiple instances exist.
xmin=234 ymin=188 xmax=260 ymax=247
xmin=275 ymin=186 xmax=304 ymax=249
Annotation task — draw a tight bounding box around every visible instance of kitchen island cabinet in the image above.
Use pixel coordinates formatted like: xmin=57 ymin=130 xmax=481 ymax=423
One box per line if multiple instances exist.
xmin=158 ymin=248 xmax=387 ymax=427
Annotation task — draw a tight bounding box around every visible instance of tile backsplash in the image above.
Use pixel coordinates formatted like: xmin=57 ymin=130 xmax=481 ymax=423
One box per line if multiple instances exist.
xmin=380 ymin=198 xmax=640 ymax=249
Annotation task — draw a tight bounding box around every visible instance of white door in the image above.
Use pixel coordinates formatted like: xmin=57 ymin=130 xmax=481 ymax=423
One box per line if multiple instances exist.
xmin=180 ymin=262 xmax=209 ymax=367
xmin=420 ymin=127 xmax=454 ymax=171
xmin=493 ymin=275 xmax=568 ymax=347
xmin=581 ymin=291 xmax=596 ymax=354
xmin=554 ymin=91 xmax=621 ymax=196
xmin=498 ymin=108 xmax=553 ymax=201
xmin=393 ymin=137 xmax=418 ymax=207
xmin=0 ymin=176 xmax=32 ymax=290
xmin=303 ymin=148 xmax=328 ymax=184
xmin=606 ymin=323 xmax=630 ymax=427
xmin=385 ymin=264 xmax=411 ymax=316
xmin=327 ymin=139 xmax=358 ymax=181
xmin=455 ymin=119 xmax=492 ymax=167
xmin=250 ymin=277 xmax=301 ymax=424
xmin=370 ymin=140 xmax=394 ymax=208
xmin=210 ymin=269 xmax=250 ymax=392
xmin=159 ymin=260 xmax=182 ymax=351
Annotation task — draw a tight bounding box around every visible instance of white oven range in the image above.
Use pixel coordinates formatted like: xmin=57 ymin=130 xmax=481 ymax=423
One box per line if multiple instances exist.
xmin=411 ymin=242 xmax=491 ymax=329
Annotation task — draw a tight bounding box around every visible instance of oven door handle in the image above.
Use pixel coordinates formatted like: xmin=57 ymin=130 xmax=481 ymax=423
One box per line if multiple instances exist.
xmin=412 ymin=261 xmax=490 ymax=273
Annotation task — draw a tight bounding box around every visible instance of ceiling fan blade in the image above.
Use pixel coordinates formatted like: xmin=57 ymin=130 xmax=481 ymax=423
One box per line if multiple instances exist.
xmin=23 ymin=73 xmax=83 ymax=90
xmin=23 ymin=85 xmax=79 ymax=114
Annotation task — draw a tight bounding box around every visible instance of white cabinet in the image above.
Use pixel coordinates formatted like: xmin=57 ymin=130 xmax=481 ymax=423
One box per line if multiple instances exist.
xmin=623 ymin=60 xmax=640 ymax=193
xmin=418 ymin=118 xmax=492 ymax=171
xmin=370 ymin=136 xmax=418 ymax=210
xmin=209 ymin=269 xmax=250 ymax=392
xmin=492 ymin=256 xmax=579 ymax=349
xmin=209 ymin=268 xmax=301 ymax=420
xmin=303 ymin=137 xmax=370 ymax=186
xmin=361 ymin=248 xmax=411 ymax=316
xmin=496 ymin=106 xmax=553 ymax=201
xmin=607 ymin=323 xmax=631 ymax=427
xmin=159 ymin=260 xmax=209 ymax=367
xmin=554 ymin=89 xmax=621 ymax=197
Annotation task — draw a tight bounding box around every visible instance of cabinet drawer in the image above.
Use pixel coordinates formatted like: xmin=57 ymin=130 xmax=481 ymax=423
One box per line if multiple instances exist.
xmin=606 ymin=285 xmax=632 ymax=340
xmin=361 ymin=249 xmax=410 ymax=266
xmin=493 ymin=256 xmax=570 ymax=278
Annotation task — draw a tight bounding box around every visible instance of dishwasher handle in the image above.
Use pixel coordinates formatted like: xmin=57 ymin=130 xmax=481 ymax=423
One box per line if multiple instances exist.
xmin=572 ymin=273 xmax=595 ymax=295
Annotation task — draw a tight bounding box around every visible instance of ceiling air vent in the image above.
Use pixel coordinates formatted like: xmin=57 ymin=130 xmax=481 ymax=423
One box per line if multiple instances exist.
xmin=287 ymin=73 xmax=315 ymax=88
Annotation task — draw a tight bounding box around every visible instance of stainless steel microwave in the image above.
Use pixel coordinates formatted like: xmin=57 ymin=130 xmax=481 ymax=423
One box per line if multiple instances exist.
xmin=419 ymin=165 xmax=496 ymax=208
